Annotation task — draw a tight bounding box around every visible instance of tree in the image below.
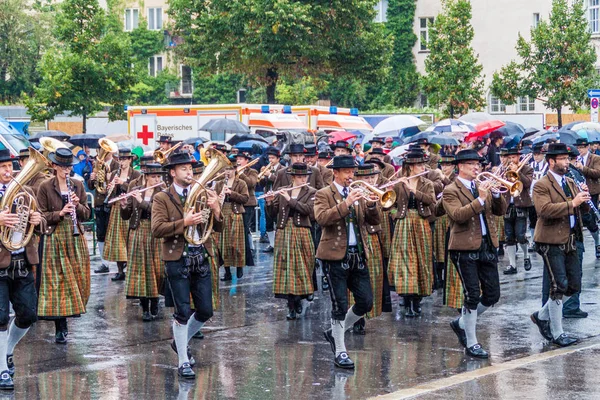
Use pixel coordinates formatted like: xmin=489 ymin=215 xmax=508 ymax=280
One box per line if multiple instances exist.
xmin=26 ymin=0 xmax=136 ymax=131
xmin=421 ymin=0 xmax=485 ymax=117
xmin=387 ymin=0 xmax=420 ymax=107
xmin=491 ymin=0 xmax=597 ymax=127
xmin=168 ymin=0 xmax=390 ymax=104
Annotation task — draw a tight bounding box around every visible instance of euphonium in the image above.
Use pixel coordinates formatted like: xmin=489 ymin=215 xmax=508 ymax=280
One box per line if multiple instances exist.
xmin=183 ymin=149 xmax=232 ymax=245
xmin=154 ymin=142 xmax=183 ymax=165
xmin=93 ymin=138 xmax=118 ymax=194
xmin=348 ymin=180 xmax=397 ymax=208
xmin=0 ymin=147 xmax=52 ymax=251
xmin=475 ymin=171 xmax=523 ymax=197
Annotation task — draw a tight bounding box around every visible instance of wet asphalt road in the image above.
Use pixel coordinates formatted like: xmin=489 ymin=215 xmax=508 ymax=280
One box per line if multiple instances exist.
xmin=5 ymin=233 xmax=600 ymax=399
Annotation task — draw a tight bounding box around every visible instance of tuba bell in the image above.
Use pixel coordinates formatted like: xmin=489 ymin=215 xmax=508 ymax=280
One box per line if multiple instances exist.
xmin=93 ymin=138 xmax=118 ymax=194
xmin=0 ymin=147 xmax=52 ymax=251
xmin=183 ymin=149 xmax=232 ymax=245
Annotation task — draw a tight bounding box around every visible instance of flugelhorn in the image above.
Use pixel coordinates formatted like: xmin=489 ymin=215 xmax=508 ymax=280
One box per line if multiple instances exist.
xmin=348 ymin=180 xmax=396 ymax=208
xmin=256 ymin=183 xmax=310 ymax=199
xmin=154 ymin=141 xmax=183 ymax=165
xmin=475 ymin=171 xmax=523 ymax=196
xmin=504 ymin=153 xmax=532 ymax=183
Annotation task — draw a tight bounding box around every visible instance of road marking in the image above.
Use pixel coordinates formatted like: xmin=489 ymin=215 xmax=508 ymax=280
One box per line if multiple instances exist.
xmin=372 ymin=339 xmax=600 ymax=399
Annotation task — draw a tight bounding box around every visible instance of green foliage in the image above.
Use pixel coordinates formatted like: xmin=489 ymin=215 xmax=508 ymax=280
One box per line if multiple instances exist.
xmin=128 ymin=71 xmax=180 ymax=105
xmin=168 ymin=0 xmax=390 ymax=103
xmin=491 ymin=0 xmax=597 ymax=127
xmin=275 ymin=77 xmax=320 ymax=105
xmin=422 ymin=0 xmax=485 ymax=118
xmin=129 ymin=22 xmax=165 ymax=64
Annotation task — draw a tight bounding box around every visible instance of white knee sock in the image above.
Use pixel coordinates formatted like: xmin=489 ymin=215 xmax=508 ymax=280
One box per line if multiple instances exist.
xmin=172 ymin=320 xmax=189 ymax=367
xmin=462 ymin=307 xmax=478 ymax=348
xmin=248 ymin=234 xmax=255 ymax=251
xmin=507 ymin=245 xmax=517 ymax=267
xmin=548 ymin=299 xmax=564 ymax=339
xmin=592 ymin=230 xmax=600 ymax=247
xmin=187 ymin=315 xmax=205 ymax=343
xmin=6 ymin=320 xmax=28 ymax=355
xmin=267 ymin=231 xmax=275 ymax=247
xmin=520 ymin=243 xmax=529 ymax=259
xmin=538 ymin=299 xmax=550 ymax=320
xmin=529 ymin=228 xmax=535 ymax=240
xmin=98 ymin=242 xmax=108 ymax=264
xmin=476 ymin=304 xmax=488 ymax=316
xmin=331 ymin=319 xmax=346 ymax=356
xmin=0 ymin=331 xmax=7 ymax=371
xmin=343 ymin=307 xmax=361 ymax=332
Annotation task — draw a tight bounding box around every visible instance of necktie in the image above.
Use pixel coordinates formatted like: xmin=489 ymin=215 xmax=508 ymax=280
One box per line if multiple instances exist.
xmin=562 ymin=178 xmax=573 ymax=198
xmin=182 ymin=188 xmax=188 ymax=198
xmin=342 ymin=187 xmax=348 ymax=199
xmin=471 ymin=182 xmax=479 ymax=198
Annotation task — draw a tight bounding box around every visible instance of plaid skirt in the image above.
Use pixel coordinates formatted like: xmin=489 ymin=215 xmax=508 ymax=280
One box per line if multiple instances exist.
xmin=209 ymin=235 xmax=221 ymax=311
xmin=433 ymin=215 xmax=449 ymax=263
xmin=444 ymin=258 xmax=463 ymax=309
xmin=349 ymin=233 xmax=384 ymax=318
xmin=103 ymin=205 xmax=129 ymax=262
xmin=380 ymin=209 xmax=393 ymax=259
xmin=219 ymin=204 xmax=246 ymax=267
xmin=125 ymin=220 xmax=162 ymax=299
xmin=273 ymin=224 xmax=315 ymax=297
xmin=388 ymin=210 xmax=433 ymax=296
xmin=497 ymin=215 xmax=505 ymax=242
xmin=38 ymin=219 xmax=91 ymax=317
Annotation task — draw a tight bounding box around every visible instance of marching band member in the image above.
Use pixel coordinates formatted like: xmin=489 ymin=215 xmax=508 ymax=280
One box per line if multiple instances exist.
xmin=259 ymin=147 xmax=283 ymax=253
xmin=37 ymin=148 xmax=91 ymax=344
xmin=316 ymin=155 xmax=379 ymax=369
xmin=236 ymin=152 xmax=258 ymax=263
xmin=216 ymin=160 xmax=249 ymax=281
xmin=103 ymin=149 xmax=141 ymax=281
xmin=496 ymin=148 xmax=509 ymax=256
xmin=387 ymin=148 xmax=436 ymax=317
xmin=120 ymin=163 xmax=164 ymax=321
xmin=17 ymin=149 xmax=48 ymax=190
xmin=432 ymin=155 xmax=456 ymax=291
xmin=530 ymin=143 xmax=589 ymax=347
xmin=265 ymin=163 xmax=316 ymax=320
xmin=503 ymin=148 xmax=534 ymax=275
xmin=416 ymin=139 xmax=441 ymax=170
xmin=365 ymin=148 xmax=394 ymax=179
xmin=528 ymin=144 xmax=549 ymax=249
xmin=332 ymin=141 xmax=353 ymax=157
xmin=274 ymin=144 xmax=324 ymax=190
xmin=443 ymin=149 xmax=507 ymax=359
xmin=367 ymin=159 xmax=393 ymax=261
xmin=316 ymin=151 xmax=334 ymax=185
xmin=157 ymin=135 xmax=180 ymax=152
xmin=573 ymin=138 xmax=600 ymax=258
xmin=151 ymin=152 xmax=222 ymax=380
xmin=368 ymin=137 xmax=393 ymax=164
xmin=0 ymin=149 xmax=44 ymax=390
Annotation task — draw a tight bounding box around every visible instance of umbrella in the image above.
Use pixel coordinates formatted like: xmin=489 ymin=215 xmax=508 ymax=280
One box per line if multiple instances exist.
xmin=522 ymin=127 xmax=540 ymax=139
xmin=327 ymin=131 xmax=357 ymax=144
xmin=565 ymin=122 xmax=600 ymax=134
xmin=532 ymin=132 xmax=559 ymax=145
xmin=588 ymin=131 xmax=600 ymax=143
xmin=558 ymin=121 xmax=589 ymax=133
xmin=200 ymin=119 xmax=250 ymax=135
xmin=29 ymin=130 xmax=70 ymax=142
xmin=503 ymin=134 xmax=523 ymax=149
xmin=364 ymin=115 xmax=427 ymax=143
xmin=183 ymin=137 xmax=209 ymax=146
xmin=524 ymin=129 xmax=549 ymax=142
xmin=68 ymin=133 xmax=105 ymax=148
xmin=424 ymin=119 xmax=474 ymax=134
xmin=559 ymin=129 xmax=580 ymax=145
xmin=403 ymin=131 xmax=436 ymax=145
xmin=493 ymin=121 xmax=526 ymax=137
xmin=234 ymin=140 xmax=268 ymax=154
xmin=227 ymin=133 xmax=268 ymax=146
xmin=464 ymin=120 xmax=506 ymax=142
xmin=458 ymin=112 xmax=494 ymax=124
xmin=429 ymin=135 xmax=461 ymax=146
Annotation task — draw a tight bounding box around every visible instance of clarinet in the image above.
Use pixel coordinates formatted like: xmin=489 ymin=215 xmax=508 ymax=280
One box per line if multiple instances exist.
xmin=67 ymin=178 xmax=81 ymax=236
xmin=566 ymin=168 xmax=600 ymax=220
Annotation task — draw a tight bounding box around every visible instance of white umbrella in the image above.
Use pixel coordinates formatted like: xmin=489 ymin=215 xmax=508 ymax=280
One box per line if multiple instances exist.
xmin=364 ymin=115 xmax=427 ymax=143
xmin=424 ymin=119 xmax=475 ymax=134
xmin=459 ymin=112 xmax=494 ymax=124
xmin=569 ymin=122 xmax=600 ymax=133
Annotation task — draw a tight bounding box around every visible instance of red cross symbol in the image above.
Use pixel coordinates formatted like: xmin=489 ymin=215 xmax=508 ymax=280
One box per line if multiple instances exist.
xmin=137 ymin=125 xmax=153 ymax=145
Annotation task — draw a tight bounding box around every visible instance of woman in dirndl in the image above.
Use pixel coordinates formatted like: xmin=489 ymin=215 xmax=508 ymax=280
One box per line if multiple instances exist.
xmin=265 ymin=163 xmax=316 ymax=320
xmin=103 ymin=148 xmax=140 ymax=281
xmin=432 ymin=155 xmax=456 ymax=290
xmin=120 ymin=163 xmax=164 ymax=321
xmin=37 ymin=148 xmax=91 ymax=343
xmin=388 ymin=148 xmax=436 ymax=317
xmin=216 ymin=159 xmax=249 ymax=281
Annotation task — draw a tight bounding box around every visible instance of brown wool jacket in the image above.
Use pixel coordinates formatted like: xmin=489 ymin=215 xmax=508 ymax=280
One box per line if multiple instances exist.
xmin=273 ymin=166 xmax=324 ymax=191
xmin=214 ymin=178 xmax=249 ymax=214
xmin=266 ymin=185 xmax=316 ymax=229
xmin=390 ymin=177 xmax=436 ymax=220
xmin=581 ymin=152 xmax=600 ymax=195
xmin=38 ymin=177 xmax=90 ymax=236
xmin=120 ymin=183 xmax=164 ymax=230
xmin=238 ymin=169 xmax=258 ymax=207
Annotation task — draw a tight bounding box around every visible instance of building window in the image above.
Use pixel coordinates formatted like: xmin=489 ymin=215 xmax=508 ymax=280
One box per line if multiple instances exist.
xmin=148 ymin=7 xmax=163 ymax=30
xmin=489 ymin=95 xmax=506 ymax=113
xmin=590 ymin=0 xmax=600 ymax=34
xmin=373 ymin=0 xmax=389 ymax=23
xmin=533 ymin=13 xmax=540 ymax=28
xmin=419 ymin=17 xmax=435 ymax=51
xmin=148 ymin=56 xmax=163 ymax=77
xmin=124 ymin=8 xmax=139 ymax=31
xmin=180 ymin=65 xmax=193 ymax=95
xmin=518 ymin=96 xmax=535 ymax=112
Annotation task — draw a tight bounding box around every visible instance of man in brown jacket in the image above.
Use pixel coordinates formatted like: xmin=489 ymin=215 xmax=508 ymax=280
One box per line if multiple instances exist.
xmin=443 ymin=149 xmax=507 ymax=359
xmin=573 ymin=137 xmax=600 ymax=258
xmin=151 ymin=152 xmax=222 ymax=380
xmin=315 ymin=155 xmax=379 ymax=369
xmin=530 ymin=143 xmax=589 ymax=348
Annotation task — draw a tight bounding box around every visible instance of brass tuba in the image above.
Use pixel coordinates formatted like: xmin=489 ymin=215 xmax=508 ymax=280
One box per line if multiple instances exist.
xmin=0 ymin=147 xmax=52 ymax=251
xmin=348 ymin=180 xmax=397 ymax=208
xmin=93 ymin=138 xmax=118 ymax=194
xmin=183 ymin=149 xmax=232 ymax=245
xmin=39 ymin=137 xmax=69 ymax=155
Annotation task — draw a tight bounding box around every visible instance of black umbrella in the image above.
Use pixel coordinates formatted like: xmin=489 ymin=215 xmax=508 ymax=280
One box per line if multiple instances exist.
xmin=183 ymin=137 xmax=209 ymax=145
xmin=227 ymin=133 xmax=268 ymax=146
xmin=558 ymin=121 xmax=587 ymax=133
xmin=200 ymin=119 xmax=250 ymax=135
xmin=532 ymin=132 xmax=558 ymax=145
xmin=29 ymin=130 xmax=70 ymax=142
xmin=402 ymin=131 xmax=436 ymax=145
xmin=68 ymin=133 xmax=106 ymax=148
xmin=559 ymin=129 xmax=580 ymax=145
xmin=522 ymin=127 xmax=540 ymax=139
xmin=429 ymin=135 xmax=460 ymax=146
xmin=492 ymin=121 xmax=526 ymax=137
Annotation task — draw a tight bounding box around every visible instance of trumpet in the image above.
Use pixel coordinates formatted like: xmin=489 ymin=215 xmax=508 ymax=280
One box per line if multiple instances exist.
xmin=504 ymin=153 xmax=532 ymax=183
xmin=348 ymin=180 xmax=396 ymax=208
xmin=236 ymin=157 xmax=260 ymax=174
xmin=256 ymin=183 xmax=310 ymax=200
xmin=154 ymin=141 xmax=183 ymax=164
xmin=257 ymin=162 xmax=277 ymax=180
xmin=107 ymin=182 xmax=165 ymax=205
xmin=379 ymin=170 xmax=430 ymax=189
xmin=475 ymin=171 xmax=523 ymax=196
xmin=325 ymin=158 xmax=334 ymax=167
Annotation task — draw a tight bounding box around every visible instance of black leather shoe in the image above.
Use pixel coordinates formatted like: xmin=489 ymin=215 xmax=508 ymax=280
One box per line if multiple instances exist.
xmin=286 ymin=309 xmax=297 ymax=320
xmin=413 ymin=298 xmax=422 ymax=315
xmin=178 ymin=363 xmax=195 ymax=380
xmin=498 ymin=244 xmax=505 ymax=256
xmin=55 ymin=331 xmax=67 ymax=344
xmin=220 ymin=273 xmax=232 ymax=282
xmin=236 ymin=268 xmax=243 ymax=279
xmin=307 ymin=294 xmax=314 ymax=302
xmin=6 ymin=355 xmax=14 ymax=377
xmin=262 ymin=246 xmax=274 ymax=253
xmin=530 ymin=312 xmax=552 ymax=340
xmin=0 ymin=371 xmax=13 ymax=391
xmin=321 ymin=276 xmax=330 ymax=291
xmin=352 ymin=319 xmax=366 ymax=335
xmin=323 ymin=329 xmax=336 ymax=355
xmin=142 ymin=311 xmax=152 ymax=322
xmin=563 ymin=309 xmax=589 ymax=319
xmin=295 ymin=301 xmax=303 ymax=315
xmin=552 ymin=333 xmax=578 ymax=347
xmin=465 ymin=343 xmax=489 ymax=359
xmin=170 ymin=340 xmax=196 ymax=366
xmin=259 ymin=234 xmax=269 ymax=244
xmin=450 ymin=318 xmax=467 ymax=348
xmin=193 ymin=330 xmax=204 ymax=339
xmin=405 ymin=305 xmax=416 ymax=318
xmin=111 ymin=272 xmax=125 ymax=281
xmin=503 ymin=265 xmax=517 ymax=275
xmin=334 ymin=352 xmax=355 ymax=369
xmin=596 ymin=245 xmax=600 ymax=259
xmin=529 ymin=243 xmax=537 ymax=253
xmin=524 ymin=258 xmax=532 ymax=271
xmin=94 ymin=264 xmax=110 ymax=273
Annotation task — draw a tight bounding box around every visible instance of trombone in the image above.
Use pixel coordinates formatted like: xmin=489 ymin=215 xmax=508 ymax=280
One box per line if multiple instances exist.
xmin=475 ymin=171 xmax=523 ymax=197
xmin=348 ymin=180 xmax=396 ymax=208
xmin=154 ymin=142 xmax=183 ymax=164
